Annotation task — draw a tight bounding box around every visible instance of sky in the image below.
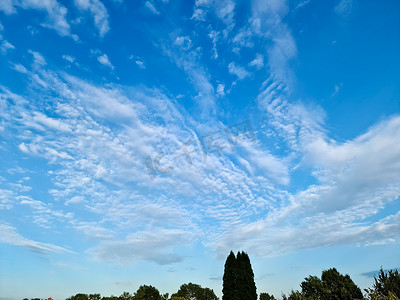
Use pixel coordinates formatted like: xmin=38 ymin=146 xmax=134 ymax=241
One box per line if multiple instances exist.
xmin=0 ymin=0 xmax=399 ymax=299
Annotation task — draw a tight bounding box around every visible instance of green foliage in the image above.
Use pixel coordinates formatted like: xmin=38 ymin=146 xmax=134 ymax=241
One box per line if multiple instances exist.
xmin=170 ymin=297 xmax=187 ymax=300
xmin=119 ymin=292 xmax=133 ymax=300
xmin=133 ymin=285 xmax=162 ymax=300
xmin=102 ymin=296 xmax=119 ymax=300
xmin=287 ymin=290 xmax=310 ymax=300
xmin=222 ymin=251 xmax=257 ymax=300
xmin=171 ymin=282 xmax=218 ymax=300
xmin=301 ymin=275 xmax=324 ymax=299
xmin=66 ymin=294 xmax=89 ymax=300
xmin=89 ymin=294 xmax=101 ymax=300
xmin=299 ymin=268 xmax=363 ymax=300
xmin=259 ymin=292 xmax=276 ymax=300
xmin=222 ymin=251 xmax=236 ymax=300
xmin=366 ymin=268 xmax=400 ymax=299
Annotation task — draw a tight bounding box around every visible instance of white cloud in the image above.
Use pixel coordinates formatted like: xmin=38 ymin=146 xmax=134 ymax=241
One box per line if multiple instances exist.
xmin=144 ymin=1 xmax=160 ymax=15
xmin=296 ymin=0 xmax=311 ymax=9
xmin=3 ymin=51 xmax=399 ymax=267
xmin=267 ymin=28 xmax=297 ymax=84
xmin=32 ymin=112 xmax=72 ymax=132
xmin=208 ymin=30 xmax=219 ymax=59
xmin=62 ymin=55 xmax=75 ymax=63
xmin=228 ymin=62 xmax=251 ymax=80
xmin=11 ymin=63 xmax=28 ymax=74
xmin=0 ymin=0 xmax=72 ymax=37
xmin=74 ymin=0 xmax=110 ymax=37
xmin=97 ymin=53 xmax=114 ymax=69
xmin=192 ymin=0 xmax=235 ymax=32
xmin=0 ymin=40 xmax=15 ymax=54
xmin=252 ymin=0 xmax=288 ymax=18
xmin=89 ymin=228 xmax=194 ymax=264
xmin=191 ymin=8 xmax=206 ymax=21
xmin=331 ymin=83 xmax=342 ymax=97
xmin=72 ymin=221 xmax=114 ymax=240
xmin=335 ymin=0 xmax=353 ymax=16
xmin=28 ymin=50 xmax=46 ymax=66
xmin=18 ymin=143 xmax=29 ymax=154
xmin=249 ymin=53 xmax=264 ymax=69
xmin=174 ymin=36 xmax=192 ymax=49
xmin=166 ymin=36 xmax=216 ymax=117
xmin=0 ymin=189 xmax=14 ymax=210
xmin=0 ymin=224 xmax=74 ymax=254
xmin=135 ymin=60 xmax=145 ymax=69
xmin=216 ymin=83 xmax=225 ymax=97
xmin=241 ymin=141 xmax=290 ymax=185
xmin=0 ymin=0 xmax=16 ymax=14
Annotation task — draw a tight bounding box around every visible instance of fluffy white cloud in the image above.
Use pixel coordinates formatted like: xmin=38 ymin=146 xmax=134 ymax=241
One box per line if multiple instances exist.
xmin=228 ymin=62 xmax=251 ymax=80
xmin=97 ymin=53 xmax=114 ymax=69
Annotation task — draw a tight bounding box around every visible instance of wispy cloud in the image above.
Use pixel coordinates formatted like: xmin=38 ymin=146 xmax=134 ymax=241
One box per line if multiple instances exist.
xmin=144 ymin=1 xmax=160 ymax=15
xmin=228 ymin=62 xmax=251 ymax=80
xmin=0 ymin=0 xmax=73 ymax=38
xmin=89 ymin=228 xmax=194 ymax=265
xmin=74 ymin=0 xmax=110 ymax=37
xmin=0 ymin=40 xmax=14 ymax=54
xmin=0 ymin=224 xmax=74 ymax=254
xmin=335 ymin=0 xmax=353 ymax=17
xmin=249 ymin=54 xmax=264 ymax=70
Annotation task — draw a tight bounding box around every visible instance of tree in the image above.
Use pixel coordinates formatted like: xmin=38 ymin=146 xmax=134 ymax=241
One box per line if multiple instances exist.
xmin=301 ymin=275 xmax=325 ymax=299
xmin=223 ymin=251 xmax=237 ymax=300
xmin=119 ymin=292 xmax=133 ymax=300
xmin=133 ymin=285 xmax=162 ymax=300
xmin=300 ymin=268 xmax=363 ymax=300
xmin=89 ymin=294 xmax=101 ymax=300
xmin=67 ymin=294 xmax=89 ymax=300
xmin=287 ymin=290 xmax=309 ymax=300
xmin=366 ymin=268 xmax=400 ymax=299
xmin=102 ymin=296 xmax=119 ymax=300
xmin=222 ymin=251 xmax=257 ymax=300
xmin=171 ymin=282 xmax=218 ymax=300
xmin=259 ymin=292 xmax=276 ymax=300
xmin=241 ymin=251 xmax=257 ymax=300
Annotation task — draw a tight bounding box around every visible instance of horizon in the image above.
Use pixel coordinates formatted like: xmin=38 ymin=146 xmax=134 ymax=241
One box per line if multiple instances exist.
xmin=0 ymin=0 xmax=399 ymax=299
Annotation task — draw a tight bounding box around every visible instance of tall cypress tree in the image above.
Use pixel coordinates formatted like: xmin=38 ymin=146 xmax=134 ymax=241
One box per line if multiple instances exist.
xmin=235 ymin=251 xmax=247 ymax=300
xmin=241 ymin=252 xmax=257 ymax=300
xmin=222 ymin=251 xmax=237 ymax=300
xmin=222 ymin=251 xmax=257 ymax=300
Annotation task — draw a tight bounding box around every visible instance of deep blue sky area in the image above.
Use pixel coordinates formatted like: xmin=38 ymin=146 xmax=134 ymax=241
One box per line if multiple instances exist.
xmin=0 ymin=0 xmax=399 ymax=299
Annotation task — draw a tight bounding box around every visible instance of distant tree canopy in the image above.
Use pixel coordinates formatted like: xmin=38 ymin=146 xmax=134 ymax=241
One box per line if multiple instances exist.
xmin=259 ymin=292 xmax=276 ymax=300
xmin=222 ymin=251 xmax=257 ymax=300
xmin=133 ymin=285 xmax=162 ymax=300
xmin=366 ymin=268 xmax=400 ymax=300
xmin=300 ymin=268 xmax=363 ymax=300
xmin=170 ymin=282 xmax=218 ymax=300
xmin=36 ymin=261 xmax=400 ymax=300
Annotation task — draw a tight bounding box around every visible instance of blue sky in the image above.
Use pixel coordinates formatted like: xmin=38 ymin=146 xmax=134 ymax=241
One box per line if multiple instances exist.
xmin=0 ymin=0 xmax=399 ymax=299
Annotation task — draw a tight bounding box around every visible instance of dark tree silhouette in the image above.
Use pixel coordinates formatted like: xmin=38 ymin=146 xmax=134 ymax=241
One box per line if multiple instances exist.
xmin=222 ymin=251 xmax=257 ymax=300
xmin=171 ymin=282 xmax=218 ymax=300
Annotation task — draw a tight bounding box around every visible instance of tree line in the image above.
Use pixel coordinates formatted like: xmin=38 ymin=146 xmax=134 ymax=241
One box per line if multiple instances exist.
xmin=23 ymin=251 xmax=399 ymax=300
